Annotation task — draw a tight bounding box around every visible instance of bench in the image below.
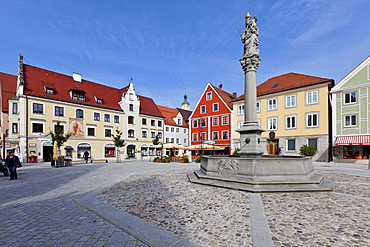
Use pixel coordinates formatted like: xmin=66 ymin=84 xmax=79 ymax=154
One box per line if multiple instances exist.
xmin=90 ymin=159 xmax=108 ymax=163
xmin=71 ymin=159 xmax=88 ymax=164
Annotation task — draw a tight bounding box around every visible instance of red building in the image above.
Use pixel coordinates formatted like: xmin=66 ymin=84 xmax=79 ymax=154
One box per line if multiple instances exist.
xmin=189 ymin=83 xmax=236 ymax=154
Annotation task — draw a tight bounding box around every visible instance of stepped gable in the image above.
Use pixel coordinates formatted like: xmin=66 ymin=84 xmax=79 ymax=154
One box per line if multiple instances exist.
xmin=231 ymin=72 xmax=333 ymax=102
xmin=0 ymin=72 xmax=17 ymax=113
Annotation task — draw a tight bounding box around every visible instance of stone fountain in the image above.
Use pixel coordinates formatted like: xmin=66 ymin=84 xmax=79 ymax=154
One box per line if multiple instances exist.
xmin=188 ymin=13 xmax=334 ymax=192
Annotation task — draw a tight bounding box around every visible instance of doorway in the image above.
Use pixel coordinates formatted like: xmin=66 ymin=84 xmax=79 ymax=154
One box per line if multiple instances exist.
xmin=267 ymin=140 xmax=279 ymax=155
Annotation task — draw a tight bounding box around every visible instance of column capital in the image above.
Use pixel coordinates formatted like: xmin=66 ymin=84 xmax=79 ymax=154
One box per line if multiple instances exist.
xmin=240 ymin=56 xmax=260 ymax=72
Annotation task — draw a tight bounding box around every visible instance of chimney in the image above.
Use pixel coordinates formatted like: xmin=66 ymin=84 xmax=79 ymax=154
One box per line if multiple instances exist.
xmin=72 ymin=73 xmax=82 ymax=83
xmin=233 ymin=92 xmax=237 ymax=98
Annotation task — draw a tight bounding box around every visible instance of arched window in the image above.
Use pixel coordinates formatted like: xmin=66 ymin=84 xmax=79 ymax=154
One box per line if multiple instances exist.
xmin=76 ymin=109 xmax=84 ymax=119
xmin=128 ymin=116 xmax=134 ymax=124
xmin=128 ymin=129 xmax=134 ymax=137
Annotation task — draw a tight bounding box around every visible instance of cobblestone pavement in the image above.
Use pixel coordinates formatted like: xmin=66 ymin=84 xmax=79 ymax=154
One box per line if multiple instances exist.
xmin=99 ymin=162 xmax=370 ymax=246
xmin=0 ymin=160 xmax=198 ymax=247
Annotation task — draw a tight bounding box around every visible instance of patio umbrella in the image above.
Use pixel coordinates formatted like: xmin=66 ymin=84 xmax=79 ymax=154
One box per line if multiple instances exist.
xmin=185 ymin=144 xmax=224 ymax=150
xmin=53 ymin=141 xmax=58 ymax=161
xmin=153 ymin=143 xmax=185 ymax=149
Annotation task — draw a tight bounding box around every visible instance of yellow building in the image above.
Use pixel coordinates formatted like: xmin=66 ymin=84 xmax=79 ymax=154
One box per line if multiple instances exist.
xmin=8 ymin=55 xmax=164 ymax=162
xmin=232 ymin=73 xmax=334 ymax=161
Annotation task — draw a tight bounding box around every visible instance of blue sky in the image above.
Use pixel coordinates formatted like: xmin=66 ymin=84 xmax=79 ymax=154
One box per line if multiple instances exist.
xmin=1 ymin=0 xmax=369 ymax=109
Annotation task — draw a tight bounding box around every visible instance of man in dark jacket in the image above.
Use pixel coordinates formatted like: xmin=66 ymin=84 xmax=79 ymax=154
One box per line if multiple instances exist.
xmin=5 ymin=151 xmax=20 ymax=180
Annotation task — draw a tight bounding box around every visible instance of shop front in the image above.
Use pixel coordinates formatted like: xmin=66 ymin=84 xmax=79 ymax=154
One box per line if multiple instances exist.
xmin=335 ymin=135 xmax=370 ymax=160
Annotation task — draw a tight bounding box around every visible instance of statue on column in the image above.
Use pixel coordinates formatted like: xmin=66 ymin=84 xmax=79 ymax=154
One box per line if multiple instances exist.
xmin=241 ymin=13 xmax=259 ymax=58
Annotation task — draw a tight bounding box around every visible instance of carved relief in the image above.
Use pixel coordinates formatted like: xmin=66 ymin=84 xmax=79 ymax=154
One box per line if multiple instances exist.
xmin=217 ymin=159 xmax=240 ymax=177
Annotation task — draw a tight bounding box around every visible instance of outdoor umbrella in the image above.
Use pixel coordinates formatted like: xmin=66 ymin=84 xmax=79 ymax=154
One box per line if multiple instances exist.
xmin=185 ymin=144 xmax=223 ymax=150
xmin=153 ymin=143 xmax=185 ymax=149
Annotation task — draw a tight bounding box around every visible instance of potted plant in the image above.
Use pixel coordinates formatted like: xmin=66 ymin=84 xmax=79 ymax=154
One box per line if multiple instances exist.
xmin=179 ymin=157 xmax=189 ymax=163
xmin=195 ymin=157 xmax=202 ymax=163
xmin=299 ymin=145 xmax=317 ymax=156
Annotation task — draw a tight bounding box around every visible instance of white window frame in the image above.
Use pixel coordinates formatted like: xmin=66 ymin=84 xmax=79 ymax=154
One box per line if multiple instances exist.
xmin=306 ymin=90 xmax=318 ymax=105
xmin=344 ymin=92 xmax=357 ymax=104
xmin=222 ymin=115 xmax=229 ymax=125
xmin=237 ymin=121 xmax=244 ymax=129
xmin=286 ymin=94 xmax=296 ymax=108
xmin=222 ymin=131 xmax=229 ymax=140
xmin=213 ymin=103 xmax=219 ymax=112
xmin=76 ymin=109 xmax=84 ymax=119
xmin=31 ymin=121 xmax=44 ymax=134
xmin=287 ymin=139 xmax=296 ymax=151
xmin=93 ymin=112 xmax=100 ymax=122
xmin=344 ymin=115 xmax=357 ymax=127
xmin=114 ymin=115 xmax=120 ymax=124
xmin=200 ymin=105 xmax=206 ymax=114
xmin=285 ymin=115 xmax=297 ymax=130
xmin=306 ymin=112 xmax=319 ymax=128
xmin=212 ymin=117 xmax=219 ymax=126
xmin=212 ymin=131 xmax=219 ymax=140
xmin=267 ymin=98 xmax=277 ymax=111
xmin=238 ymin=104 xmax=245 ymax=115
xmin=32 ymin=102 xmax=44 ymax=115
xmin=256 ymin=101 xmax=260 ymax=113
xmin=54 ymin=105 xmax=65 ymax=117
xmin=151 ymin=131 xmax=156 ymax=138
xmin=104 ymin=128 xmax=112 ymax=138
xmin=12 ymin=102 xmax=18 ymax=114
xmin=104 ymin=114 xmax=110 ymax=122
xmin=87 ymin=126 xmax=96 ymax=137
xmin=206 ymin=92 xmax=212 ymax=100
xmin=267 ymin=117 xmax=277 ymax=131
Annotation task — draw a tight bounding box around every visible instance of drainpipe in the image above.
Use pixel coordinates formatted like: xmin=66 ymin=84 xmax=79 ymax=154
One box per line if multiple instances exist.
xmin=25 ymin=95 xmax=29 ymax=162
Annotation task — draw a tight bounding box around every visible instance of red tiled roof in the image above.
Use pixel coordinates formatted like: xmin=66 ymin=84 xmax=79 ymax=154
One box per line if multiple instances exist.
xmin=212 ymin=85 xmax=236 ymax=109
xmin=232 ymin=72 xmax=333 ymax=102
xmin=157 ymin=105 xmax=188 ymax=127
xmin=23 ymin=64 xmax=163 ymax=117
xmin=0 ymin=72 xmax=17 ymax=113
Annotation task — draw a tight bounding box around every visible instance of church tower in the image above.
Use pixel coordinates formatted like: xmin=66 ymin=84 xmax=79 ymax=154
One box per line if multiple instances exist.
xmin=181 ymin=90 xmax=190 ymax=110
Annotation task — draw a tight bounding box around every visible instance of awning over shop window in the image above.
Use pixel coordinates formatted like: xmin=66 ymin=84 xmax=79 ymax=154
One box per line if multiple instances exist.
xmin=335 ymin=135 xmax=370 ymax=146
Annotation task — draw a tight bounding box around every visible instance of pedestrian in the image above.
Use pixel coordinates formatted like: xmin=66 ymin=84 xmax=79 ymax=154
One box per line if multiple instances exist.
xmin=5 ymin=151 xmax=20 ymax=180
xmin=83 ymin=151 xmax=89 ymax=162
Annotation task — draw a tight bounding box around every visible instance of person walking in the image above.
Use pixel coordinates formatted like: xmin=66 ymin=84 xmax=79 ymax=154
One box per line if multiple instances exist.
xmin=83 ymin=151 xmax=89 ymax=163
xmin=5 ymin=151 xmax=20 ymax=180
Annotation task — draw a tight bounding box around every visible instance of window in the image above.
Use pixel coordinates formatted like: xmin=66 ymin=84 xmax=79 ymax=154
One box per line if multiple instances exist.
xmin=213 ymin=103 xmax=219 ymax=112
xmin=158 ymin=121 xmax=162 ymax=127
xmin=32 ymin=123 xmax=43 ymax=133
xmin=306 ymin=113 xmax=318 ymax=127
xmin=12 ymin=103 xmax=18 ymax=114
xmin=96 ymin=98 xmax=103 ymax=104
xmin=76 ymin=109 xmax=84 ymax=119
xmin=72 ymin=92 xmax=85 ymax=102
xmin=128 ymin=129 xmax=134 ymax=137
xmin=165 ymin=138 xmax=169 ymax=143
xmin=158 ymin=132 xmax=162 ymax=139
xmin=344 ymin=115 xmax=357 ymax=127
xmin=238 ymin=104 xmax=244 ymax=115
xmin=171 ymin=138 xmax=174 ymax=143
xmin=151 ymin=132 xmax=156 ymax=138
xmin=12 ymin=123 xmax=18 ymax=133
xmin=46 ymin=88 xmax=54 ymax=95
xmin=200 ymin=132 xmax=206 ymax=141
xmin=213 ymin=117 xmax=219 ymax=126
xmin=33 ymin=103 xmax=43 ymax=114
xmin=193 ymin=120 xmax=198 ymax=128
xmin=286 ymin=115 xmax=296 ymax=129
xmin=286 ymin=95 xmax=296 ymax=108
xmin=287 ymin=139 xmax=296 ymax=151
xmin=344 ymin=92 xmax=357 ymax=104
xmin=142 ymin=118 xmax=147 ymax=125
xmin=104 ymin=114 xmax=110 ymax=122
xmin=268 ymin=98 xmax=277 ymax=111
xmin=176 ymin=138 xmax=180 ymax=144
xmin=171 ymin=127 xmax=174 ymax=132
xmin=166 ymin=127 xmax=169 ymax=131
xmin=307 ymin=91 xmax=318 ymax=105
xmin=308 ymin=138 xmax=318 ymax=150
xmin=222 ymin=116 xmax=228 ymax=125
xmin=87 ymin=128 xmax=95 ymax=137
xmin=128 ymin=116 xmax=134 ymax=124
xmin=54 ymin=106 xmax=64 ymax=117
xmin=268 ymin=117 xmax=277 ymax=130
xmin=94 ymin=112 xmax=100 ymax=121
xmin=176 ymin=128 xmax=179 ymax=133
xmin=238 ymin=121 xmax=244 ymax=129
xmin=257 ymin=119 xmax=261 ymax=127
xmin=222 ymin=131 xmax=229 ymax=140
xmin=256 ymin=101 xmax=260 ymax=113
xmin=114 ymin=115 xmax=119 ymax=123
xmin=142 ymin=131 xmax=147 ymax=138
xmin=193 ymin=133 xmax=198 ymax=141
xmin=105 ymin=129 xmax=112 ymax=137
xmin=177 ymin=119 xmax=182 ymax=125
xmin=200 ymin=105 xmax=206 ymax=113
xmin=206 ymin=92 xmax=212 ymax=100
xmin=184 ymin=129 xmax=187 ymax=133
xmin=200 ymin=119 xmax=206 ymax=127
xmin=213 ymin=132 xmax=219 ymax=140
xmin=129 ymin=104 xmax=134 ymax=111
xmin=151 ymin=120 xmax=155 ymax=126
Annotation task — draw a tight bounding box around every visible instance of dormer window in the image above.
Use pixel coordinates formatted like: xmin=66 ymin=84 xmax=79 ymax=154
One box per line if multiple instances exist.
xmin=96 ymin=98 xmax=103 ymax=104
xmin=46 ymin=88 xmax=55 ymax=95
xmin=69 ymin=88 xmax=86 ymax=102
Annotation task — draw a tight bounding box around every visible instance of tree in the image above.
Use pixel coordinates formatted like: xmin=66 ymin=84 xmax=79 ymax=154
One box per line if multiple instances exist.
xmin=112 ymin=127 xmax=125 ymax=162
xmin=49 ymin=121 xmax=71 ymax=156
xmin=152 ymin=134 xmax=162 ymax=158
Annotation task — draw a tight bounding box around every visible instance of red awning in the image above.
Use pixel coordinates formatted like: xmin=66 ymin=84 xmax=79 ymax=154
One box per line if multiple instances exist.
xmin=336 ymin=135 xmax=370 ymax=146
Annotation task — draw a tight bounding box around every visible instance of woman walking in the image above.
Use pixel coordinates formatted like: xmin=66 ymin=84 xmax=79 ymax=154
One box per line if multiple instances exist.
xmin=5 ymin=151 xmax=20 ymax=180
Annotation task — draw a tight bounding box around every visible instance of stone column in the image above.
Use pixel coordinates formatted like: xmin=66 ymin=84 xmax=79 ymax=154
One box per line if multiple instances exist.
xmin=236 ymin=14 xmax=265 ymax=156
